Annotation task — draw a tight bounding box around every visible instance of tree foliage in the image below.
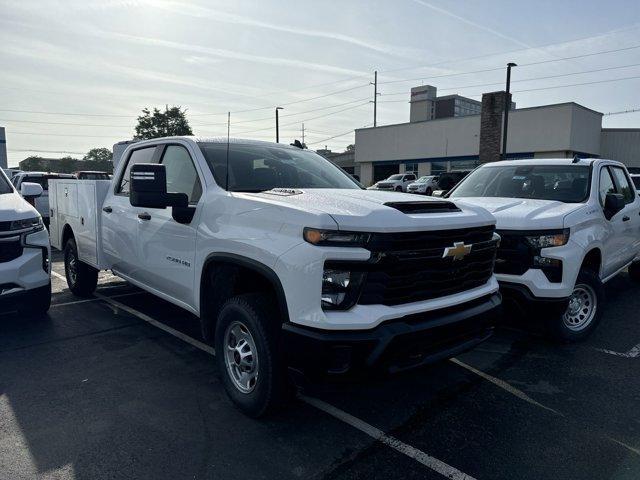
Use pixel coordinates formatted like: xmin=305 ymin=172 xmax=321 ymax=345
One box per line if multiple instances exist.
xmin=84 ymin=147 xmax=112 ymax=163
xmin=134 ymin=106 xmax=193 ymax=140
xmin=346 ymin=144 xmax=355 ymax=152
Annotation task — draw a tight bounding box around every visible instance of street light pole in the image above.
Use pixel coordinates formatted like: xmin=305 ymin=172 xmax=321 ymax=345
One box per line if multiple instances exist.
xmin=502 ymin=62 xmax=517 ymax=160
xmin=275 ymin=107 xmax=284 ymax=143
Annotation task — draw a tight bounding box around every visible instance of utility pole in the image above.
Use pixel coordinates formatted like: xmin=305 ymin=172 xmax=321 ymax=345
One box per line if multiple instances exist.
xmin=275 ymin=106 xmax=283 ymax=143
xmin=502 ymin=62 xmax=517 ymax=160
xmin=302 ymin=123 xmax=305 ymax=146
xmin=370 ymin=71 xmax=378 ymax=127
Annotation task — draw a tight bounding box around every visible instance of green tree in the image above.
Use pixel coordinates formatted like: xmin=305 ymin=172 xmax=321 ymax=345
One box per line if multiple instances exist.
xmin=19 ymin=156 xmax=44 ymax=171
xmin=83 ymin=147 xmax=112 ymax=163
xmin=58 ymin=156 xmax=77 ymax=173
xmin=346 ymin=144 xmax=355 ymax=152
xmin=134 ymin=106 xmax=193 ymax=140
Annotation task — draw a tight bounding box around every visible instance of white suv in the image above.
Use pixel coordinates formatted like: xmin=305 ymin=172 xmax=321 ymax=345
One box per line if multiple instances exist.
xmin=407 ymin=175 xmax=439 ymax=195
xmin=370 ymin=173 xmax=416 ymax=192
xmin=12 ymin=172 xmax=75 ymax=227
xmin=0 ymin=169 xmax=51 ymax=315
xmin=450 ymin=158 xmax=640 ymax=341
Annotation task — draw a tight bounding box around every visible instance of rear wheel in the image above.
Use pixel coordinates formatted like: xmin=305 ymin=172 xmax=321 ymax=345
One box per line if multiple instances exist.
xmin=64 ymin=238 xmax=98 ymax=297
xmin=547 ymin=269 xmax=604 ymax=342
xmin=425 ymin=187 xmax=433 ymax=196
xmin=215 ymin=293 xmax=288 ymax=417
xmin=18 ymin=283 xmax=51 ymax=316
xmin=395 ymin=186 xmax=402 ymax=192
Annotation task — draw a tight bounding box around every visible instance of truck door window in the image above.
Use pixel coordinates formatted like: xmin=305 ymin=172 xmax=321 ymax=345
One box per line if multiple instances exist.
xmin=117 ymin=146 xmax=157 ymax=195
xmin=610 ymin=167 xmax=635 ymax=204
xmin=160 ymin=145 xmax=202 ymax=203
xmin=599 ymin=167 xmax=616 ymax=207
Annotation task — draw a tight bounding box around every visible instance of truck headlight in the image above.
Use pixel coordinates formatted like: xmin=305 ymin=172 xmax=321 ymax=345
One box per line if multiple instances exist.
xmin=10 ymin=216 xmax=44 ymax=233
xmin=321 ymin=268 xmax=366 ymax=310
xmin=525 ymin=229 xmax=569 ymax=249
xmin=304 ymin=228 xmax=370 ymax=247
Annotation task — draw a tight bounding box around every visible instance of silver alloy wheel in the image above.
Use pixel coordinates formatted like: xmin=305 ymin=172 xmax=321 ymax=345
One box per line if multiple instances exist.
xmin=67 ymin=251 xmax=78 ymax=285
xmin=563 ymin=283 xmax=597 ymax=331
xmin=224 ymin=320 xmax=259 ymax=394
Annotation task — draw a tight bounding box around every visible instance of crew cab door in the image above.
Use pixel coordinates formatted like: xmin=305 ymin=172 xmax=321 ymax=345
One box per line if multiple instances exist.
xmin=101 ymin=145 xmax=159 ymax=278
xmin=598 ymin=165 xmax=639 ymax=276
xmin=135 ymin=144 xmax=203 ymax=305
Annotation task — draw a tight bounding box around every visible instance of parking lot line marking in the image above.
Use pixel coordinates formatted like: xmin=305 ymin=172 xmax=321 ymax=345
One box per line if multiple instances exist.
xmin=51 ymin=291 xmax=141 ymax=308
xmin=596 ymin=343 xmax=640 ymax=358
xmin=51 ymin=270 xmax=66 ymax=281
xmin=299 ymin=394 xmax=476 ymax=480
xmin=607 ymin=436 xmax=640 ymax=456
xmin=94 ymin=293 xmax=216 ymax=356
xmin=450 ymin=358 xmax=564 ymax=417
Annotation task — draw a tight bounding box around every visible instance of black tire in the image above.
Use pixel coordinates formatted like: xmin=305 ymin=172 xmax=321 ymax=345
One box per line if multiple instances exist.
xmin=546 ymin=268 xmax=604 ymax=342
xmin=18 ymin=283 xmax=51 ymax=316
xmin=628 ymin=262 xmax=640 ymax=282
xmin=425 ymin=187 xmax=433 ymax=196
xmin=395 ymin=186 xmax=402 ymax=192
xmin=64 ymin=238 xmax=98 ymax=297
xmin=215 ymin=293 xmax=288 ymax=417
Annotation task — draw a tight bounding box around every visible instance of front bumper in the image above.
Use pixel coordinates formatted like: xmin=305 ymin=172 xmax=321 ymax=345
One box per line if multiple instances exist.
xmin=0 ymin=228 xmax=50 ymax=293
xmin=283 ymin=292 xmax=501 ymax=377
xmin=499 ymin=281 xmax=569 ymax=318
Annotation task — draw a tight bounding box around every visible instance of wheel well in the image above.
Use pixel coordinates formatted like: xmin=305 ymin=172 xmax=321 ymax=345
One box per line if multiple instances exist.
xmin=581 ymin=248 xmax=602 ymax=275
xmin=61 ymin=224 xmax=74 ymax=249
xmin=199 ymin=256 xmax=289 ymax=342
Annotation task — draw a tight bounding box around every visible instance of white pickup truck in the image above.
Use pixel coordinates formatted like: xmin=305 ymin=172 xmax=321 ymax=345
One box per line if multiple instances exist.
xmin=449 ymin=158 xmax=640 ymax=341
xmin=50 ymin=136 xmax=501 ymax=416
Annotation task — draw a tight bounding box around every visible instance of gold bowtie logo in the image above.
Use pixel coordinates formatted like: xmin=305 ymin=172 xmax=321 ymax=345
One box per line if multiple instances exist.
xmin=442 ymin=242 xmax=472 ymax=261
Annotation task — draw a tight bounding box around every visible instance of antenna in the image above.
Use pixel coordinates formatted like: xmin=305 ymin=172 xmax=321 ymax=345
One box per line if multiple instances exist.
xmin=225 ymin=112 xmax=230 ymax=191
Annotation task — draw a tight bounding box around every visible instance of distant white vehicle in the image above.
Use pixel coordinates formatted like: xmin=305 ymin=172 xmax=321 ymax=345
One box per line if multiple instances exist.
xmin=0 ymin=168 xmax=51 ymax=315
xmin=12 ymin=172 xmax=75 ymax=226
xmin=407 ymin=175 xmax=439 ymax=195
xmin=2 ymin=168 xmax=22 ymax=180
xmin=370 ymin=173 xmax=416 ymax=192
xmin=630 ymin=174 xmax=640 ymax=193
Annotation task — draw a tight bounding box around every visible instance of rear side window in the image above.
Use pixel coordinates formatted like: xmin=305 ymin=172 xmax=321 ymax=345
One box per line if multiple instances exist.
xmin=611 ymin=167 xmax=635 ymax=204
xmin=117 ymin=147 xmax=157 ymax=195
xmin=160 ymin=145 xmax=202 ymax=203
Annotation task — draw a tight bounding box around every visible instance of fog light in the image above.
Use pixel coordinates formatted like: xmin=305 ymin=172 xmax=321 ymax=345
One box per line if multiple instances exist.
xmin=321 ymin=267 xmax=365 ymax=310
xmin=533 ymin=256 xmax=561 ymax=267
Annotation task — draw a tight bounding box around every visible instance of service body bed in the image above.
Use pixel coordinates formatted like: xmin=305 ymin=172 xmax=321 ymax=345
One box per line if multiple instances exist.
xmin=49 ymin=179 xmax=111 ymax=269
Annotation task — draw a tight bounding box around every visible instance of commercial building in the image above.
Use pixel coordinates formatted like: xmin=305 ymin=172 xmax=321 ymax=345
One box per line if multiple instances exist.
xmin=355 ymin=86 xmax=640 ymax=185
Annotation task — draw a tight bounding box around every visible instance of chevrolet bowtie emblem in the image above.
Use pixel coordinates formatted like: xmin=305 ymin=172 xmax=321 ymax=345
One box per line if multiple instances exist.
xmin=442 ymin=242 xmax=472 ymax=261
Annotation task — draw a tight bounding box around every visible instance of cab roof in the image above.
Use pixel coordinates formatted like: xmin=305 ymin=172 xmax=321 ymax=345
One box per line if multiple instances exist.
xmin=481 ymin=158 xmax=624 ymax=168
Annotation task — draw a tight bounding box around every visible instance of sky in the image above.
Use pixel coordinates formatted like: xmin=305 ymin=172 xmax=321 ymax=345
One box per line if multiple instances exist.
xmin=1 ymin=0 xmax=640 ymax=167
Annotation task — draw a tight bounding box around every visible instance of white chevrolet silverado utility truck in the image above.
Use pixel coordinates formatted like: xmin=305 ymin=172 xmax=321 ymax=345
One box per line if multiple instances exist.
xmin=0 ymin=168 xmax=51 ymax=315
xmin=50 ymin=137 xmax=501 ymax=416
xmin=449 ymin=158 xmax=640 ymax=342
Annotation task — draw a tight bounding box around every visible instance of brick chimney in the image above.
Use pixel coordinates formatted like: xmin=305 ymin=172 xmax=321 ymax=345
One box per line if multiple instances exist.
xmin=478 ymin=91 xmax=510 ymax=164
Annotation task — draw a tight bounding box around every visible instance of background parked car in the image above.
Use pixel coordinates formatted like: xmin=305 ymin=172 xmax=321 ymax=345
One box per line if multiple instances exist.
xmin=630 ymin=173 xmax=640 ymax=193
xmin=12 ymin=172 xmax=75 ymax=227
xmin=369 ymin=173 xmax=416 ymax=192
xmin=74 ymin=170 xmax=110 ymax=180
xmin=407 ymin=175 xmax=439 ymax=195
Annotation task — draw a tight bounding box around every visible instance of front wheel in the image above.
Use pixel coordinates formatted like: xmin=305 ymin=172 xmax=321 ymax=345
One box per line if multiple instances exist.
xmin=64 ymin=238 xmax=98 ymax=297
xmin=425 ymin=187 xmax=433 ymax=196
xmin=395 ymin=186 xmax=402 ymax=192
xmin=547 ymin=269 xmax=604 ymax=342
xmin=215 ymin=293 xmax=289 ymax=417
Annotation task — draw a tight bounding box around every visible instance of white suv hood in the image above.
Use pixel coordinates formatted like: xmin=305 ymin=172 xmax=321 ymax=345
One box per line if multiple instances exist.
xmin=455 ymin=197 xmax=584 ymax=230
xmin=243 ymin=188 xmax=495 ymax=232
xmin=0 ymin=191 xmax=40 ymax=221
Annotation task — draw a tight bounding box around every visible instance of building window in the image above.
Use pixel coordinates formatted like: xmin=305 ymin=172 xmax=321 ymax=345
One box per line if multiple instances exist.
xmin=405 ymin=163 xmax=419 ymax=174
xmin=431 ymin=161 xmax=448 ymax=173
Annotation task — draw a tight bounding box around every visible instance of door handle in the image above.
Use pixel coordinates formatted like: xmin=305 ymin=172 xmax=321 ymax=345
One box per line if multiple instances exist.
xmin=102 ymin=206 xmax=112 ymax=213
xmin=138 ymin=212 xmax=151 ymax=221
xmin=623 ymin=216 xmax=630 ymax=222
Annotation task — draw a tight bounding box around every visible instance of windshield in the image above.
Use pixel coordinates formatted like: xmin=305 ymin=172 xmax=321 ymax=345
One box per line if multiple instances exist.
xmin=449 ymin=164 xmax=591 ymax=203
xmin=0 ymin=170 xmax=12 ymax=194
xmin=632 ymin=176 xmax=640 ymax=189
xmin=198 ymin=143 xmax=361 ymax=192
xmin=416 ymin=176 xmax=433 ymax=184
xmin=387 ymin=174 xmax=403 ymax=181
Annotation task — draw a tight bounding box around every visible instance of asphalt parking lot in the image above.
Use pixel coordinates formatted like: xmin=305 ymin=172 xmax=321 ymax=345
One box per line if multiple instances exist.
xmin=1 ymin=251 xmax=640 ymax=480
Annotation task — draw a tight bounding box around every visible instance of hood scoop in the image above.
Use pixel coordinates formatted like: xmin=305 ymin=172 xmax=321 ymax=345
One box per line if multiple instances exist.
xmin=383 ymin=201 xmax=461 ymax=214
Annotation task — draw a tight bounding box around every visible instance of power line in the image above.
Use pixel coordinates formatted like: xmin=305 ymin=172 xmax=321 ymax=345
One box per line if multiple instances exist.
xmin=603 ymin=108 xmax=640 ymax=116
xmin=7 ymin=131 xmax=126 ymax=138
xmin=7 ymin=148 xmax=86 ymax=155
xmin=0 ymin=118 xmax=134 ymax=128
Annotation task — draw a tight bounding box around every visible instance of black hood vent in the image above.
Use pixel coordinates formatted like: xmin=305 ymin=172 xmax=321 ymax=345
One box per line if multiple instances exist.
xmin=383 ymin=201 xmax=461 ymax=214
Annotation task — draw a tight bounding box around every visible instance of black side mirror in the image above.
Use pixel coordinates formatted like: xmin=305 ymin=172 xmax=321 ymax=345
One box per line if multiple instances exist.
xmin=604 ymin=193 xmax=625 ymax=220
xmin=130 ymin=163 xmax=187 ymax=209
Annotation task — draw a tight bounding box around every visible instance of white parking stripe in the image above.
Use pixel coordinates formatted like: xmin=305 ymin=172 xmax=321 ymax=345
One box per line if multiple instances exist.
xmin=299 ymin=394 xmax=476 ymax=480
xmin=93 ymin=293 xmax=216 ymax=355
xmin=91 ymin=293 xmax=469 ymax=477
xmin=51 ymin=270 xmax=65 ymax=281
xmin=596 ymin=343 xmax=640 ymax=358
xmin=450 ymin=358 xmax=564 ymax=417
xmin=51 ymin=291 xmax=142 ymax=308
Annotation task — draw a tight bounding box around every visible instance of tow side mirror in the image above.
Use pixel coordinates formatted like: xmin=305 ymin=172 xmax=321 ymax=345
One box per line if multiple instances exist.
xmin=20 ymin=182 xmax=43 ymax=199
xmin=604 ymin=193 xmax=625 ymax=220
xmin=130 ymin=163 xmax=187 ymax=209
